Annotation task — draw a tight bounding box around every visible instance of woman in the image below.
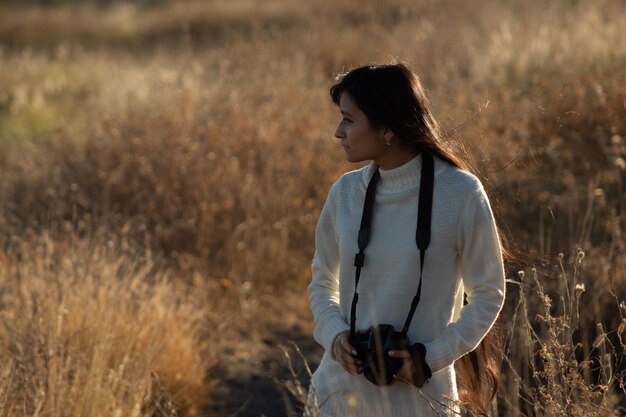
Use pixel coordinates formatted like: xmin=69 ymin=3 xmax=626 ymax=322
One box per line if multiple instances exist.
xmin=308 ymin=63 xmax=506 ymax=416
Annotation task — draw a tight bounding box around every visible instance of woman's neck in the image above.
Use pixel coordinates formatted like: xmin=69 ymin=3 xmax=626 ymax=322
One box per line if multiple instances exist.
xmin=374 ymin=147 xmax=420 ymax=170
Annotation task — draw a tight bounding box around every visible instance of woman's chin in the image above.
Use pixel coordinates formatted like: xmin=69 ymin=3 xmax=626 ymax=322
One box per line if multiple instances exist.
xmin=344 ymin=154 xmax=365 ymax=164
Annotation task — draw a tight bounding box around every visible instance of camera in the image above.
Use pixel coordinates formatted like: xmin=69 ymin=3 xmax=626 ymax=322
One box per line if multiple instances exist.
xmin=349 ymin=324 xmax=408 ymax=386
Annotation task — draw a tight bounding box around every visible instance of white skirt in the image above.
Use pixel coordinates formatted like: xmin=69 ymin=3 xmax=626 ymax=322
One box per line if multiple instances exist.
xmin=308 ymin=352 xmax=460 ymax=417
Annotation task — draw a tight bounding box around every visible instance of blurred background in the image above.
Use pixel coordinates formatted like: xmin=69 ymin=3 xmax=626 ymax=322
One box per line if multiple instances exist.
xmin=0 ymin=0 xmax=624 ymax=416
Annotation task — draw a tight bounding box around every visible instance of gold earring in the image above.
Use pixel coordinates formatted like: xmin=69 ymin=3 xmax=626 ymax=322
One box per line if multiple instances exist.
xmin=385 ymin=140 xmax=391 ymax=146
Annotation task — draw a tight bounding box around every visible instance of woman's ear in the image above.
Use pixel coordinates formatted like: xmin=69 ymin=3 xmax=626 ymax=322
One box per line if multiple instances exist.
xmin=379 ymin=127 xmax=395 ymax=146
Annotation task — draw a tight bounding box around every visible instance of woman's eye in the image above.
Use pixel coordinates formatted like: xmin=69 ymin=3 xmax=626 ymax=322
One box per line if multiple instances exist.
xmin=342 ymin=117 xmax=352 ymax=124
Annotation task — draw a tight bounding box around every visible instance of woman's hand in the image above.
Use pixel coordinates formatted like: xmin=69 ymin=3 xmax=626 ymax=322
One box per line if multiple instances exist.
xmin=389 ymin=344 xmax=431 ymax=387
xmin=388 ymin=349 xmax=416 ymax=382
xmin=332 ymin=331 xmax=363 ymax=375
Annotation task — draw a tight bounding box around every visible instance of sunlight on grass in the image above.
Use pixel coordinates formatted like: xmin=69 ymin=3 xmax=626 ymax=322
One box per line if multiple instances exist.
xmin=0 ymin=0 xmax=624 ymax=415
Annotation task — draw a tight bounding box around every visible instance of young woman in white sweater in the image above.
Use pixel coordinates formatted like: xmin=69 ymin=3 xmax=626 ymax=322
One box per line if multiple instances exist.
xmin=308 ymin=63 xmax=506 ymax=416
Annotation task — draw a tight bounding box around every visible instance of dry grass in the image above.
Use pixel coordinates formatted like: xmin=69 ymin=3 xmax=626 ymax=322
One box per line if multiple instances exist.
xmin=0 ymin=0 xmax=624 ymax=415
xmin=0 ymin=234 xmax=210 ymax=416
xmin=0 ymin=1 xmax=309 ymax=50
xmin=501 ymin=253 xmax=626 ymax=416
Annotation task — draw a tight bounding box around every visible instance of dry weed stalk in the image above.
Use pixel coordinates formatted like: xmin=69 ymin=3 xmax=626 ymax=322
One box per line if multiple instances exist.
xmin=503 ymin=251 xmax=625 ymax=416
xmin=277 ymin=343 xmax=321 ymax=417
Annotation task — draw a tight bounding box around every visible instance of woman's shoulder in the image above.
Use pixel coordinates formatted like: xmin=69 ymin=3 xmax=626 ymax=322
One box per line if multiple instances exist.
xmin=320 ymin=164 xmax=372 ymax=212
xmin=434 ymin=157 xmax=485 ymax=199
xmin=329 ymin=163 xmax=372 ymax=193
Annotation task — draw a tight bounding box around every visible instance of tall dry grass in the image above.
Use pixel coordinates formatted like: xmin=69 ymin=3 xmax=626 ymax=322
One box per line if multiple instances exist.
xmin=0 ymin=0 xmax=624 ymax=415
xmin=501 ymin=252 xmax=626 ymax=416
xmin=0 ymin=234 xmax=210 ymax=416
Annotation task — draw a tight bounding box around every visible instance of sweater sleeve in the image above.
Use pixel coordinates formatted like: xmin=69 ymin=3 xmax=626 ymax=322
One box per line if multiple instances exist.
xmin=308 ymin=183 xmax=350 ymax=353
xmin=422 ymin=187 xmax=505 ymax=373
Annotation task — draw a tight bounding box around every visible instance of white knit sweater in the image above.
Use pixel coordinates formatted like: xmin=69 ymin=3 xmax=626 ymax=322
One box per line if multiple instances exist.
xmin=308 ymin=154 xmax=505 ymax=417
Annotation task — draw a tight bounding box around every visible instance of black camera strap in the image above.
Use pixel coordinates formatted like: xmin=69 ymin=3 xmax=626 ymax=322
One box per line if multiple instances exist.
xmin=349 ymin=152 xmax=434 ymax=339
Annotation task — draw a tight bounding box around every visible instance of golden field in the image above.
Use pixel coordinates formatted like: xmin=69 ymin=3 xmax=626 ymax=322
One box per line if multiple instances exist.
xmin=0 ymin=0 xmax=624 ymax=415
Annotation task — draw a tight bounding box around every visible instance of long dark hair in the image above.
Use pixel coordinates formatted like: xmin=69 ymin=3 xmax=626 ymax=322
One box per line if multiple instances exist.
xmin=330 ymin=62 xmax=503 ymax=416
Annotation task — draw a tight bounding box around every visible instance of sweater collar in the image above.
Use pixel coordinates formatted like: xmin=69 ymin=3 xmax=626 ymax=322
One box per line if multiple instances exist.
xmin=363 ymin=154 xmax=422 ymax=194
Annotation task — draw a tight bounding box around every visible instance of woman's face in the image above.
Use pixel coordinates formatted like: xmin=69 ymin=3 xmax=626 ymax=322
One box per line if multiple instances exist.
xmin=334 ymin=93 xmax=388 ymax=164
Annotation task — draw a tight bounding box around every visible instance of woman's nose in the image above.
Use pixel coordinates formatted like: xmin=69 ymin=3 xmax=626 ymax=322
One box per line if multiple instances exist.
xmin=334 ymin=124 xmax=344 ymax=139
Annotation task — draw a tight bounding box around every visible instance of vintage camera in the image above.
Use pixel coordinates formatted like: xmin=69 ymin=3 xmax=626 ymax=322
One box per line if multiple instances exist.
xmin=349 ymin=324 xmax=408 ymax=386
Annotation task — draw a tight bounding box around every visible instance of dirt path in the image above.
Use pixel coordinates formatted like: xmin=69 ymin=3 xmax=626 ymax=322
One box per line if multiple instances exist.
xmin=202 ymin=294 xmax=324 ymax=417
